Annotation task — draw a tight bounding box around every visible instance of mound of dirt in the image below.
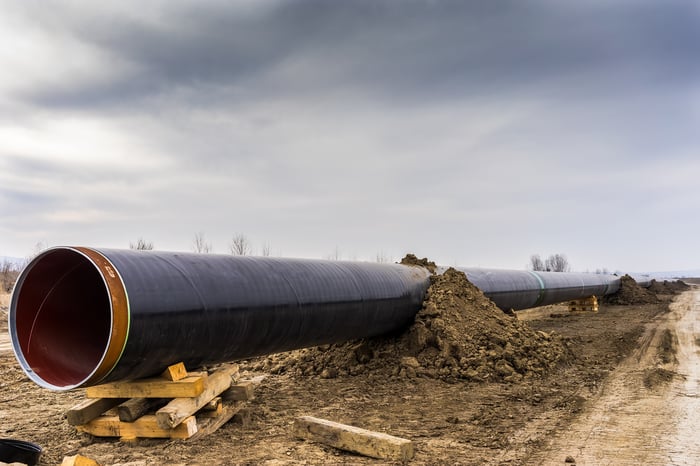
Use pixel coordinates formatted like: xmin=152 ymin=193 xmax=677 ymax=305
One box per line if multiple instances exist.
xmin=252 ymin=267 xmax=570 ymax=383
xmin=603 ymin=274 xmax=660 ymax=305
xmin=399 ymin=253 xmax=437 ymax=273
xmin=648 ymin=279 xmax=690 ymax=295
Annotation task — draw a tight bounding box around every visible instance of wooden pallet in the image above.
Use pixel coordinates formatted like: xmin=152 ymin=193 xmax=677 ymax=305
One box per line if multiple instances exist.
xmin=569 ymin=295 xmax=598 ymax=312
xmin=67 ymin=363 xmax=255 ymax=441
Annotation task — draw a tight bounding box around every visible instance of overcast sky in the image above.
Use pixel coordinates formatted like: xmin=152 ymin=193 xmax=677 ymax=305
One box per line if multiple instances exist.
xmin=1 ymin=0 xmax=699 ymax=273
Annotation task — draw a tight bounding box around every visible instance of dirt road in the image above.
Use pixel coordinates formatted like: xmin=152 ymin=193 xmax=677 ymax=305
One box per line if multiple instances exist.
xmin=533 ymin=289 xmax=700 ymax=465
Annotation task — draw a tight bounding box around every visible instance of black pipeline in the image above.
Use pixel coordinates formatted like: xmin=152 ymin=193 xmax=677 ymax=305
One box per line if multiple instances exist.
xmin=9 ymin=247 xmax=623 ymax=391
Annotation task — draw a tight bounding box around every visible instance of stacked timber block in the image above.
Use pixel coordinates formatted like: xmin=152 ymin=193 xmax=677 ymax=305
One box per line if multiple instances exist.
xmin=66 ymin=363 xmax=255 ymax=441
xmin=568 ymin=295 xmax=598 ymax=312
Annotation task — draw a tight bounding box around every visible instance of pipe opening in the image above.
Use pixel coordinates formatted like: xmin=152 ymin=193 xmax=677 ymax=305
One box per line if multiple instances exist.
xmin=11 ymin=249 xmax=112 ymax=389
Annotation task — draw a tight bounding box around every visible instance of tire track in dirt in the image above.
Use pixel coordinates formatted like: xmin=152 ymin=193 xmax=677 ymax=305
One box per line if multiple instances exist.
xmin=532 ymin=289 xmax=700 ymax=465
xmin=666 ymin=289 xmax=700 ymax=463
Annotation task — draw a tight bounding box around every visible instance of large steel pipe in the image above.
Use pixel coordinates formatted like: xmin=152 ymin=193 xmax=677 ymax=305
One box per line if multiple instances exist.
xmin=10 ymin=247 xmax=625 ymax=391
xmin=457 ymin=268 xmax=621 ymax=310
xmin=9 ymin=247 xmax=430 ymax=390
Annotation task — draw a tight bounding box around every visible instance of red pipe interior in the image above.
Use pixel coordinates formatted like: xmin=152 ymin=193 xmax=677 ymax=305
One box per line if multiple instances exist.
xmin=13 ymin=249 xmax=112 ymax=388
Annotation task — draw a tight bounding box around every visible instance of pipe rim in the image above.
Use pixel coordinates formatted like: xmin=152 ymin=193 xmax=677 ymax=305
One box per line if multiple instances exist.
xmin=9 ymin=247 xmax=129 ymax=390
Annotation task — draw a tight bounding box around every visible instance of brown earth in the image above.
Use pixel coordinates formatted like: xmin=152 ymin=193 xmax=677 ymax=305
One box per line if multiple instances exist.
xmin=601 ymin=274 xmax=661 ymax=305
xmin=0 ymin=273 xmax=693 ymax=465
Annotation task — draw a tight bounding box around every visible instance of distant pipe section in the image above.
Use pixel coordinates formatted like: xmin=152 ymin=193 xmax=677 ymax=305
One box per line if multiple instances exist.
xmin=10 ymin=247 xmax=624 ymax=391
xmin=455 ymin=268 xmax=621 ymax=311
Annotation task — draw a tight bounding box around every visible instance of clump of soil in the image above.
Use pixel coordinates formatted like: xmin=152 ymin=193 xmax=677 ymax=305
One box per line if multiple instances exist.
xmin=399 ymin=253 xmax=437 ymax=273
xmin=603 ymin=275 xmax=660 ymax=305
xmin=253 ymin=267 xmax=570 ymax=383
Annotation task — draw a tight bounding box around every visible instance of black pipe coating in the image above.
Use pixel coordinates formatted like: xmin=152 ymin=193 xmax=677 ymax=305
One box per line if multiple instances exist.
xmin=9 ymin=247 xmax=430 ymax=390
xmin=9 ymin=247 xmax=624 ymax=391
xmin=458 ymin=268 xmax=621 ymax=310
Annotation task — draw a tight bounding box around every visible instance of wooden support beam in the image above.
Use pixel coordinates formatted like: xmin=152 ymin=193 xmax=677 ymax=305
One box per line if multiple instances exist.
xmin=117 ymin=397 xmax=169 ymax=422
xmin=155 ymin=365 xmax=238 ymax=429
xmin=85 ymin=375 xmax=205 ymax=399
xmin=293 ymin=416 xmax=414 ymax=461
xmin=61 ymin=454 xmax=102 ymax=466
xmin=188 ymin=401 xmax=242 ymax=441
xmin=76 ymin=414 xmax=198 ymax=439
xmin=222 ymin=381 xmax=255 ymax=401
xmin=66 ymin=397 xmax=127 ymax=426
xmin=161 ymin=362 xmax=188 ymax=381
xmin=202 ymin=396 xmax=222 ymax=412
xmin=569 ymin=295 xmax=599 ymax=312
xmin=199 ymin=397 xmax=223 ymax=418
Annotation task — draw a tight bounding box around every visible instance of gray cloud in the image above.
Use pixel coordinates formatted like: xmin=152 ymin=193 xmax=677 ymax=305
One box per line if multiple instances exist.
xmin=24 ymin=0 xmax=700 ymax=109
xmin=2 ymin=1 xmax=700 ymax=272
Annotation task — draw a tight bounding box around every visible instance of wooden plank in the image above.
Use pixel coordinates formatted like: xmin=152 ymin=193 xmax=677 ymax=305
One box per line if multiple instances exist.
xmin=161 ymin=362 xmax=188 ymax=381
xmin=61 ymin=454 xmax=102 ymax=466
xmin=66 ymin=397 xmax=127 ymax=426
xmin=155 ymin=365 xmax=238 ymax=429
xmin=202 ymin=396 xmax=222 ymax=411
xmin=85 ymin=375 xmax=205 ymax=399
xmin=199 ymin=396 xmax=223 ymax=418
xmin=117 ymin=397 xmax=169 ymax=422
xmin=293 ymin=416 xmax=414 ymax=461
xmin=222 ymin=381 xmax=255 ymax=401
xmin=76 ymin=414 xmax=198 ymax=439
xmin=188 ymin=401 xmax=242 ymax=441
xmin=199 ymin=401 xmax=223 ymax=418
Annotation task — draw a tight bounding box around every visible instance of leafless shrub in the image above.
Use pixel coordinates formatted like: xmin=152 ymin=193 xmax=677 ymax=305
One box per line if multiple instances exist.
xmin=130 ymin=238 xmax=154 ymax=250
xmin=545 ymin=253 xmax=570 ymax=272
xmin=530 ymin=254 xmax=545 ymax=271
xmin=376 ymin=251 xmax=392 ymax=263
xmin=0 ymin=259 xmax=21 ymax=293
xmin=193 ymin=232 xmax=212 ymax=254
xmin=530 ymin=253 xmax=571 ymax=272
xmin=229 ymin=233 xmax=252 ymax=256
xmin=327 ymin=246 xmax=341 ymax=261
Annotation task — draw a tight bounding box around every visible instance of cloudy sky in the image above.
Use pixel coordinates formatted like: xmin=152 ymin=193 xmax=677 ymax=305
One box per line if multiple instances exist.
xmin=1 ymin=0 xmax=699 ymax=273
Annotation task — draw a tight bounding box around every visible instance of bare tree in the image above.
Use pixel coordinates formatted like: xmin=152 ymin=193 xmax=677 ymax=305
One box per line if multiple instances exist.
xmin=375 ymin=250 xmax=392 ymax=263
xmin=130 ymin=237 xmax=154 ymax=250
xmin=192 ymin=232 xmax=212 ymax=254
xmin=327 ymin=246 xmax=341 ymax=261
xmin=0 ymin=259 xmax=21 ymax=293
xmin=529 ymin=254 xmax=546 ymax=271
xmin=545 ymin=253 xmax=570 ymax=272
xmin=229 ymin=233 xmax=252 ymax=256
xmin=261 ymin=242 xmax=271 ymax=257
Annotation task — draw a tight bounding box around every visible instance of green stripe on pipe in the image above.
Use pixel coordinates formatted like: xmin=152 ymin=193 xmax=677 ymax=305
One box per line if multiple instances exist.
xmin=528 ymin=271 xmax=546 ymax=307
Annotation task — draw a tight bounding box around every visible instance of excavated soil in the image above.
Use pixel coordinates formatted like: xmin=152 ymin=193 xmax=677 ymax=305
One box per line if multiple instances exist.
xmin=256 ymin=267 xmax=569 ymax=383
xmin=648 ymin=278 xmax=690 ymax=297
xmin=0 ymin=271 xmax=694 ymax=465
xmin=602 ymin=274 xmax=661 ymax=305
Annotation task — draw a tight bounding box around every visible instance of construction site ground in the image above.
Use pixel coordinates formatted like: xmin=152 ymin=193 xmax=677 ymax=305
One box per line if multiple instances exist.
xmin=1 ymin=284 xmax=699 ymax=465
